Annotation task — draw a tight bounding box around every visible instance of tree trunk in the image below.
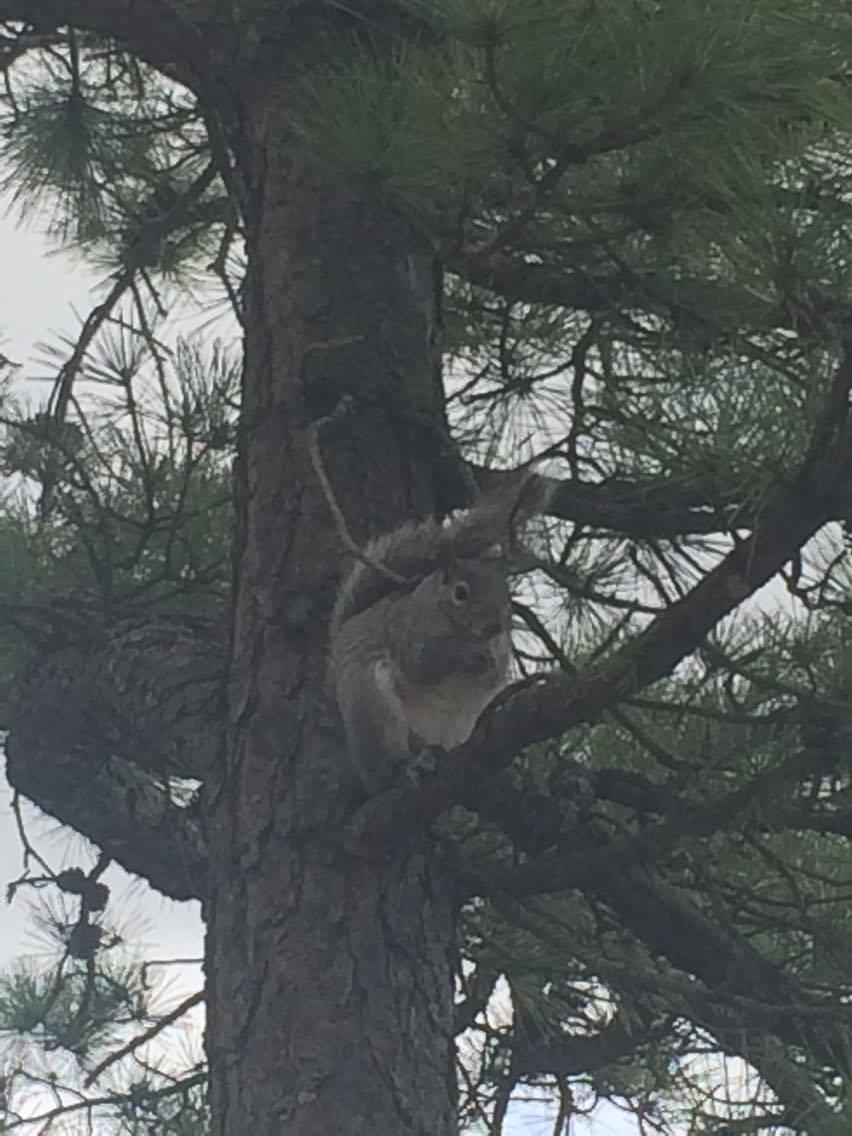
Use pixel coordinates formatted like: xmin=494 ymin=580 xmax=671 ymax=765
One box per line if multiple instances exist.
xmin=203 ymin=81 xmax=460 ymax=1135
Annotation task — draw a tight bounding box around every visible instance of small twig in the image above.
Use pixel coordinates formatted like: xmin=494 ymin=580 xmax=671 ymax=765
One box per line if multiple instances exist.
xmin=5 ymin=1071 xmax=207 ymax=1132
xmin=306 ymin=426 xmax=406 ymax=586
xmin=209 ymin=224 xmax=244 ymax=326
xmin=84 ymin=989 xmax=204 ymax=1086
xmin=313 ymin=392 xmax=357 ymax=435
xmin=10 ymin=791 xmax=54 ymax=878
xmin=141 ymin=956 xmax=203 ymax=981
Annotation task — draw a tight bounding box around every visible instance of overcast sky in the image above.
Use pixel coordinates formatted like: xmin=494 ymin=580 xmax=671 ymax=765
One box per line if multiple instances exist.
xmin=0 ymin=210 xmax=641 ymax=1135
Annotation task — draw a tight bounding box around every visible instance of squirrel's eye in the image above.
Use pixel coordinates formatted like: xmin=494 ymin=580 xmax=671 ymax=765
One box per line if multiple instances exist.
xmin=452 ymin=581 xmax=470 ymax=604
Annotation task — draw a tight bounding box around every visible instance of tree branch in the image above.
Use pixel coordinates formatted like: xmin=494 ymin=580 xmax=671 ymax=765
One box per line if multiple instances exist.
xmin=595 ymin=869 xmax=852 ymax=1096
xmin=486 ymin=867 xmax=852 ymax=1096
xmin=476 ymin=464 xmax=772 ymax=539
xmin=542 ymin=474 xmax=735 ymax=536
xmin=483 ymin=736 xmax=830 ymax=892
xmin=4 ymin=616 xmax=222 ymax=899
xmin=449 ymin=251 xmax=838 ymax=344
xmin=512 ymin=1010 xmax=667 ymax=1079
xmin=0 ymin=2 xmax=216 ymax=81
xmin=5 ymin=738 xmax=206 ymax=901
xmin=449 ymin=254 xmax=635 ymax=312
xmin=11 ymin=616 xmax=224 ymax=779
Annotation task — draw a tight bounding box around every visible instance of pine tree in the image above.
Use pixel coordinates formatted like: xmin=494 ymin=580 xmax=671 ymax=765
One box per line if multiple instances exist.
xmin=3 ymin=2 xmax=852 ymax=1133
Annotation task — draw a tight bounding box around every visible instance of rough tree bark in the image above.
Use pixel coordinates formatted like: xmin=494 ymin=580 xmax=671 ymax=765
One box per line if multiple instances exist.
xmin=202 ymin=52 xmax=461 ymax=1131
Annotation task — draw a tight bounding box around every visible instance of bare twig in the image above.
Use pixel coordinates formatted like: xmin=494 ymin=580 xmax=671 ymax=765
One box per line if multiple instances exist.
xmin=84 ymin=989 xmax=204 ymax=1086
xmin=306 ymin=426 xmax=406 ymax=587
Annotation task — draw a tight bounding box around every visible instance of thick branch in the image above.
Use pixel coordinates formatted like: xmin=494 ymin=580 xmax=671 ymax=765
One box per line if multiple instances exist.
xmin=720 ymin=1031 xmax=847 ymax=1135
xmin=0 ymin=1 xmax=215 ymax=81
xmin=542 ymin=474 xmax=735 ymax=536
xmin=4 ymin=617 xmax=223 ymax=899
xmin=486 ymin=885 xmax=851 ymax=1123
xmin=5 ymin=738 xmax=206 ymax=901
xmin=486 ymin=737 xmax=829 ymax=890
xmin=493 ymin=860 xmax=852 ymax=1087
xmin=513 ymin=1010 xmax=665 ymax=1078
xmin=468 ymin=717 xmax=852 ymax=1082
xmin=13 ymin=617 xmax=224 ymax=779
xmin=0 ymin=1 xmax=428 ymax=88
xmin=474 ymin=832 xmax=809 ymax=1037
xmin=450 ymin=252 xmax=827 ymax=342
xmin=476 ymin=464 xmax=739 ymax=537
xmin=449 ymin=255 xmax=635 ymax=312
xmin=597 ymin=869 xmax=852 ymax=1088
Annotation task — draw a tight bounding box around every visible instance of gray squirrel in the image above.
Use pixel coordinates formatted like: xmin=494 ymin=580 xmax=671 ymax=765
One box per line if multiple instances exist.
xmin=330 ymin=473 xmax=547 ymax=791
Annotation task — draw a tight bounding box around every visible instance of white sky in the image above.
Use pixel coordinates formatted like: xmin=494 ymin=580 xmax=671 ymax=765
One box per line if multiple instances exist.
xmin=0 ymin=210 xmax=643 ymax=1135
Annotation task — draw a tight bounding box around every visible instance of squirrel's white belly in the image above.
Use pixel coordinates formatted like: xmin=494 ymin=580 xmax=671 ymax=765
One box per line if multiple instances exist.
xmin=400 ymin=680 xmax=500 ymax=749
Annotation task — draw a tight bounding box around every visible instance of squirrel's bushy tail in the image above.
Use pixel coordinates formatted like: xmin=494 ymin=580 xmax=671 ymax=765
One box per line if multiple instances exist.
xmin=332 ymin=469 xmax=551 ymax=629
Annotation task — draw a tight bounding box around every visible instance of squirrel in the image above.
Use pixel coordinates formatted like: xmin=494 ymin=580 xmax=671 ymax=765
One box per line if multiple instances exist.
xmin=330 ymin=473 xmax=547 ymax=791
